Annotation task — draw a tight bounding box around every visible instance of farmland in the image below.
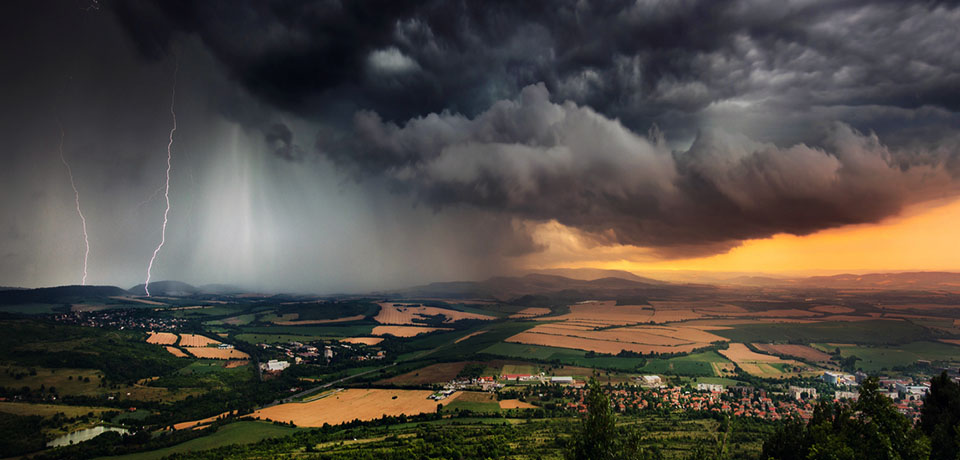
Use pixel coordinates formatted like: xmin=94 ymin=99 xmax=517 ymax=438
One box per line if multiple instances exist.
xmin=251 ymin=389 xmax=458 ymax=426
xmin=374 ymin=302 xmax=495 ymax=325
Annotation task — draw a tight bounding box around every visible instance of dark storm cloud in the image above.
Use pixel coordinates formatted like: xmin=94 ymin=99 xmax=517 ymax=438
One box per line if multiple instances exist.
xmin=105 ymin=0 xmax=960 ymax=258
xmin=326 ymin=84 xmax=957 ymax=256
xmin=111 ymin=0 xmax=960 ymax=123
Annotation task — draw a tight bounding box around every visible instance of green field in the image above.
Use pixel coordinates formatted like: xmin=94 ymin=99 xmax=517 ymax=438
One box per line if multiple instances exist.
xmin=444 ymin=400 xmax=501 ymax=413
xmin=637 ymin=351 xmax=730 ymax=377
xmin=99 ymin=421 xmax=301 ymax=460
xmin=481 ymin=342 xmax=647 ymax=370
xmin=713 ymin=320 xmax=930 ymax=344
xmin=237 ymin=324 xmax=375 ymax=337
xmin=816 ymin=341 xmax=960 ymax=372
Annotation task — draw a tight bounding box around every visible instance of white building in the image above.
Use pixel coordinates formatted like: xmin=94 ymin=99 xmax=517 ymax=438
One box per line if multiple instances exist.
xmin=697 ymin=383 xmax=723 ymax=392
xmin=551 ymin=376 xmax=574 ymax=384
xmin=637 ymin=375 xmax=662 ymax=387
xmin=262 ymin=359 xmax=290 ymax=372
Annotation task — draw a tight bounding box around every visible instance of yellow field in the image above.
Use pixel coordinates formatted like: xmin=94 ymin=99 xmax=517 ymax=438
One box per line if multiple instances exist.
xmin=172 ymin=410 xmax=235 ymax=430
xmin=341 ymin=337 xmax=384 ymax=345
xmin=184 ymin=347 xmax=250 ymax=359
xmin=499 ymin=399 xmax=537 ymax=409
xmin=372 ymin=325 xmax=449 ymax=337
xmin=251 ymin=389 xmax=458 ymax=426
xmin=179 ymin=334 xmax=220 ymax=347
xmin=719 ymin=343 xmax=807 ymax=378
xmin=375 ymin=302 xmax=494 ymax=325
xmin=165 ymin=346 xmax=188 ymax=357
xmin=146 ymin=332 xmax=178 ymax=345
xmin=505 ymin=322 xmax=727 ymax=355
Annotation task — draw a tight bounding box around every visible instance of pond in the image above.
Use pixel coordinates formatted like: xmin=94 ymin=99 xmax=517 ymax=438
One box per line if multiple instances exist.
xmin=47 ymin=426 xmax=130 ymax=448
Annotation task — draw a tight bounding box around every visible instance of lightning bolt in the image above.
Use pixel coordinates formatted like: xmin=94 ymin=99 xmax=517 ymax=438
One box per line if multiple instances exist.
xmin=144 ymin=58 xmax=178 ymax=297
xmin=57 ymin=120 xmax=91 ymax=285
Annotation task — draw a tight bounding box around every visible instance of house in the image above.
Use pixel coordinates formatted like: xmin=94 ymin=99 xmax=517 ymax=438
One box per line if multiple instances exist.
xmin=635 ymin=375 xmax=662 ymax=387
xmin=788 ymin=386 xmax=817 ymax=400
xmin=551 ymin=376 xmax=574 ymax=385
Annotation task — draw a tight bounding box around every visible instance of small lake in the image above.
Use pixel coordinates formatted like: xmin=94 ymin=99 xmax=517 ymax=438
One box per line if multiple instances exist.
xmin=47 ymin=426 xmax=130 ymax=448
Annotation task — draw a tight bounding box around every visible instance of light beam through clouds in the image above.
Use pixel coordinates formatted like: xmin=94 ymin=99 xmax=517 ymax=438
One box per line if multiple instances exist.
xmin=144 ymin=57 xmax=178 ymax=297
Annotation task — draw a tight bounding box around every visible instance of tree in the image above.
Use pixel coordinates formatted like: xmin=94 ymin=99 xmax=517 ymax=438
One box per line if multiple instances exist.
xmin=762 ymin=377 xmax=929 ymax=460
xmin=566 ymin=378 xmax=661 ymax=460
xmin=921 ymin=371 xmax=960 ymax=460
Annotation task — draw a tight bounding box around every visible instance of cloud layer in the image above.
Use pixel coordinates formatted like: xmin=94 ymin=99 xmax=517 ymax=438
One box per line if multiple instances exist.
xmin=329 ymin=84 xmax=956 ymax=257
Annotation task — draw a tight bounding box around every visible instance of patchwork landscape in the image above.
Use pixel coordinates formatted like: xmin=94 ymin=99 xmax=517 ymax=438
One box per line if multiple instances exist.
xmin=1 ymin=271 xmax=959 ymax=458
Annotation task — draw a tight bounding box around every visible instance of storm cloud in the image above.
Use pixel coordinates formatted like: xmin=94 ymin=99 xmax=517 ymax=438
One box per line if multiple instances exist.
xmin=328 ymin=84 xmax=957 ymax=256
xmin=1 ymin=0 xmax=959 ymax=290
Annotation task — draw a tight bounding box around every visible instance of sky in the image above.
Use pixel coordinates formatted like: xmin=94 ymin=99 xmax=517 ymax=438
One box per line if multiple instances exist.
xmin=1 ymin=0 xmax=959 ymax=292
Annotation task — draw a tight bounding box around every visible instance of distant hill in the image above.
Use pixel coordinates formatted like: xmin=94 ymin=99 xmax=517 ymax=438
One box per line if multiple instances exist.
xmin=796 ymin=272 xmax=960 ymax=291
xmin=128 ymin=280 xmax=199 ymax=296
xmin=391 ymin=273 xmax=711 ymax=302
xmin=527 ymin=268 xmax=665 ymax=284
xmin=0 ymin=285 xmax=129 ymax=305
xmin=196 ymin=284 xmax=245 ymax=295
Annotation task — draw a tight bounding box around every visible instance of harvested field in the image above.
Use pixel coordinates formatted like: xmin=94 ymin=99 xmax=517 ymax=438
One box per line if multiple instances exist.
xmin=225 ymin=360 xmax=249 ymax=368
xmin=811 ymin=305 xmax=855 ymax=314
xmin=147 ymin=332 xmax=178 ymax=345
xmin=275 ymin=315 xmax=365 ymax=325
xmin=375 ymin=302 xmax=494 ymax=325
xmin=720 ymin=343 xmax=782 ymax=363
xmin=372 ymin=325 xmax=448 ymax=337
xmin=751 ymin=343 xmax=832 ymax=362
xmin=719 ymin=343 xmax=805 ymax=378
xmin=455 ymin=331 xmax=487 ymax=343
xmin=165 ymin=346 xmax=188 ymax=357
xmin=505 ymin=323 xmax=728 ymax=355
xmin=341 ymin=337 xmax=384 ymax=346
xmin=379 ymin=362 xmax=469 ymax=385
xmin=940 ymin=339 xmax=960 ymax=346
xmin=251 ymin=389 xmax=457 ymax=426
xmin=184 ymin=347 xmax=250 ymax=360
xmin=179 ymin=334 xmax=220 ymax=347
xmin=499 ymin=399 xmax=537 ymax=409
xmin=509 ymin=307 xmax=552 ymax=318
xmin=539 ymin=301 xmax=653 ymax=326
xmin=173 ymin=411 xmax=235 ymax=430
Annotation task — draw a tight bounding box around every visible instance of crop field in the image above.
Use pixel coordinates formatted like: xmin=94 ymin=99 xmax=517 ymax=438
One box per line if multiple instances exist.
xmin=810 ymin=305 xmax=855 ymax=314
xmin=455 ymin=331 xmax=487 ymax=343
xmin=712 ymin=319 xmax=930 ymax=344
xmin=509 ymin=307 xmax=552 ymax=318
xmin=107 ymin=421 xmax=301 ymax=460
xmin=823 ymin=341 xmax=960 ymax=371
xmin=238 ymin=324 xmax=375 ymax=337
xmin=499 ymin=399 xmax=536 ymax=409
xmin=251 ymin=389 xmax=458 ymax=426
xmin=165 ymin=346 xmax=188 ymax=357
xmin=372 ymin=325 xmax=450 ymax=337
xmin=445 ymin=391 xmax=500 ymax=413
xmin=638 ymin=351 xmax=731 ymax=377
xmin=340 ymin=337 xmax=384 ymax=345
xmin=719 ymin=343 xmax=807 ymax=378
xmin=751 ymin=343 xmax=832 ymax=362
xmin=379 ymin=362 xmax=470 ymax=385
xmin=184 ymin=347 xmax=250 ymax=359
xmin=374 ymin=302 xmax=495 ymax=325
xmin=504 ymin=322 xmax=727 ymax=355
xmin=178 ymin=334 xmax=220 ymax=347
xmin=0 ymin=402 xmax=113 ymax=418
xmin=274 ymin=315 xmax=365 ymax=325
xmin=172 ymin=410 xmax=235 ymax=430
xmin=146 ymin=332 xmax=178 ymax=345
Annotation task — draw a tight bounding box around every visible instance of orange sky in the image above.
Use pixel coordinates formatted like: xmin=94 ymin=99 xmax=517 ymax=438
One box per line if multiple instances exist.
xmin=524 ymin=197 xmax=960 ymax=276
